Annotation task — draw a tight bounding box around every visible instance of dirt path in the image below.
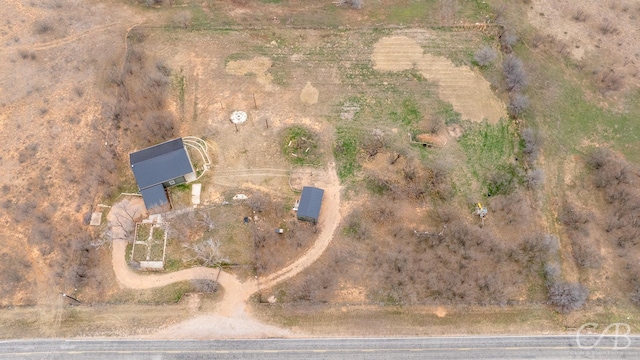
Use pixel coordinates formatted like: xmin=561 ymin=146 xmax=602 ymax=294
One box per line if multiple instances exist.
xmin=109 ymin=162 xmax=341 ymax=338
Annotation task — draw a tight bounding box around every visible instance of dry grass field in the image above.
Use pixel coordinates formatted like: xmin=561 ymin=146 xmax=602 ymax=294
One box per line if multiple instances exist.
xmin=0 ymin=0 xmax=639 ymax=337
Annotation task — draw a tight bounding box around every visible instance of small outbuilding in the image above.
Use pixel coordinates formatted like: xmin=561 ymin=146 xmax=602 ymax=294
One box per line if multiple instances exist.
xmin=130 ymin=138 xmax=196 ymax=214
xmin=296 ymin=186 xmax=324 ymax=224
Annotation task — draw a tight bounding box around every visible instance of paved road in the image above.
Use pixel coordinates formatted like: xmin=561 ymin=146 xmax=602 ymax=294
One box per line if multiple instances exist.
xmin=1 ymin=336 xmax=639 ymax=359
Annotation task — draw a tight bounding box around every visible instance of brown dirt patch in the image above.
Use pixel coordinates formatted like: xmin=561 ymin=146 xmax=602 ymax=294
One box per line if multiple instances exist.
xmin=225 ymin=56 xmax=275 ymax=89
xmin=372 ymin=35 xmax=507 ymax=123
xmin=299 ymin=81 xmax=319 ymax=105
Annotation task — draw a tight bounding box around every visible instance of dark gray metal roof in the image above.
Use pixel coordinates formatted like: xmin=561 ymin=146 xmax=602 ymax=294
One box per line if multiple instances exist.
xmin=130 ymin=138 xmax=194 ymax=190
xmin=297 ymin=186 xmax=324 ymax=222
xmin=140 ymin=184 xmax=169 ymax=211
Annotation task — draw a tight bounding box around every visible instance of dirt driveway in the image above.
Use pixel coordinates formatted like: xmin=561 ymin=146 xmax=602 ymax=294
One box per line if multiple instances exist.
xmin=109 ymin=162 xmax=342 ymax=338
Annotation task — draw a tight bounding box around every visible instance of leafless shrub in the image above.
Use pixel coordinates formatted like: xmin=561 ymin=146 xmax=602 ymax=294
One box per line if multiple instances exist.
xmin=191 ymin=279 xmax=218 ymax=293
xmin=155 ymin=60 xmax=171 ymax=77
xmin=28 ymin=223 xmax=54 ymax=256
xmin=544 ymin=262 xmax=562 ymax=284
xmin=588 ymin=148 xmax=630 ymax=188
xmin=18 ymin=49 xmax=37 ymax=60
xmin=521 ymin=128 xmax=541 ymax=162
xmin=337 ymin=0 xmax=362 ymax=9
xmin=572 ymin=8 xmax=588 ymax=22
xmin=513 ymin=233 xmax=556 ymax=271
xmin=135 ymin=111 xmax=176 ymax=146
xmin=570 ymin=234 xmax=602 ymax=269
xmin=559 ymin=203 xmax=590 ymax=230
xmin=490 ymin=192 xmax=530 ymax=225
xmin=508 ymin=93 xmax=530 ymax=118
xmin=18 ymin=143 xmax=39 ymax=164
xmin=0 ymin=254 xmax=31 ymax=296
xmin=347 ymin=0 xmax=363 ymax=9
xmin=586 ymin=148 xmax=613 ymax=170
xmin=436 ymin=206 xmax=458 ymax=224
xmin=366 ymin=203 xmax=396 ymax=224
xmin=526 ymin=168 xmax=545 ymax=189
xmin=631 ymin=286 xmax=640 ymax=307
xmin=172 ymin=10 xmax=193 ymax=29
xmin=605 ymin=213 xmax=625 ymax=233
xmin=426 ymin=116 xmax=445 ymax=134
xmin=247 ymin=192 xmax=267 ymax=213
xmin=502 ymin=56 xmax=527 ymax=92
xmin=365 ymin=172 xmax=393 ymax=195
xmin=474 ymin=46 xmax=498 ymax=67
xmin=143 ymin=0 xmax=166 ymax=7
xmin=33 ymin=20 xmax=54 ymax=35
xmin=343 ymin=210 xmax=369 ymax=240
xmin=596 ymin=69 xmax=624 ymax=92
xmin=426 ymin=160 xmax=453 ymax=200
xmin=548 ymin=281 xmax=589 ymax=313
xmin=363 ymin=129 xmax=385 ymax=158
xmin=599 ymin=19 xmax=619 ymax=35
xmin=499 ymin=30 xmax=519 ymax=53
xmin=438 ymin=0 xmax=460 ymax=24
xmin=530 ymin=33 xmax=547 ymax=49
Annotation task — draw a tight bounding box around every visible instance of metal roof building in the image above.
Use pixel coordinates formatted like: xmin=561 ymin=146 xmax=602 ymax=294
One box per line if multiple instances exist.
xmin=297 ymin=186 xmax=324 ymax=224
xmin=130 ymin=138 xmax=195 ymax=213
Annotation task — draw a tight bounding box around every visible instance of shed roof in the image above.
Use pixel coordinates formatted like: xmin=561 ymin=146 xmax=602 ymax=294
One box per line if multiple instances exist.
xmin=140 ymin=184 xmax=170 ymax=212
xmin=130 ymin=138 xmax=194 ymax=190
xmin=297 ymin=186 xmax=324 ymax=222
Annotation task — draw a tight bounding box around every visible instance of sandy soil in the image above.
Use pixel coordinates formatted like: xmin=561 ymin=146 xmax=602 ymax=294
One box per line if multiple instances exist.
xmin=299 ymin=81 xmax=319 ymax=105
xmin=372 ymin=35 xmax=507 ymax=123
xmin=225 ymin=56 xmax=275 ymax=90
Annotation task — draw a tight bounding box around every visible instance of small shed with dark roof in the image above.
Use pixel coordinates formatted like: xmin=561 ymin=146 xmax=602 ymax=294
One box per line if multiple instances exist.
xmin=297 ymin=186 xmax=324 ymax=224
xmin=130 ymin=138 xmax=195 ymax=213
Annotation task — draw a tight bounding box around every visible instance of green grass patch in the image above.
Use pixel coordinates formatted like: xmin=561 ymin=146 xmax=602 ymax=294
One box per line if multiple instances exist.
xmin=224 ymin=52 xmax=251 ymax=65
xmin=173 ymin=73 xmax=185 ymax=113
xmin=458 ymin=120 xmax=523 ymax=196
xmin=334 ymin=126 xmax=361 ymax=181
xmin=383 ymin=1 xmax=438 ymax=25
xmin=108 ymin=281 xmax=197 ymax=305
xmin=135 ymin=224 xmax=151 ymax=242
xmin=281 ymin=126 xmax=321 ymax=165
xmin=389 ymin=98 xmax=421 ymax=126
xmin=186 ymin=2 xmax=236 ymax=31
xmin=540 ymin=83 xmax=640 ymax=162
xmin=152 ymin=226 xmax=165 ymax=241
xmin=150 ymin=243 xmax=164 ymax=261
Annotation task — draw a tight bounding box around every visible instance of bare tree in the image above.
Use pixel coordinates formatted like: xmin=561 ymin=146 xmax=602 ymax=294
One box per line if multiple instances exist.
xmin=502 ymin=55 xmax=527 ymax=92
xmin=521 ymin=127 xmax=541 ymax=162
xmin=508 ymin=93 xmax=530 ymax=118
xmin=474 ymin=46 xmax=498 ymax=67
xmin=548 ymin=281 xmax=589 ymax=313
xmin=363 ymin=129 xmax=385 ymax=158
xmin=526 ymin=168 xmax=545 ymax=189
xmin=499 ymin=30 xmax=518 ymax=53
xmin=338 ymin=0 xmax=362 ymax=9
xmin=183 ymin=238 xmax=229 ymax=267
